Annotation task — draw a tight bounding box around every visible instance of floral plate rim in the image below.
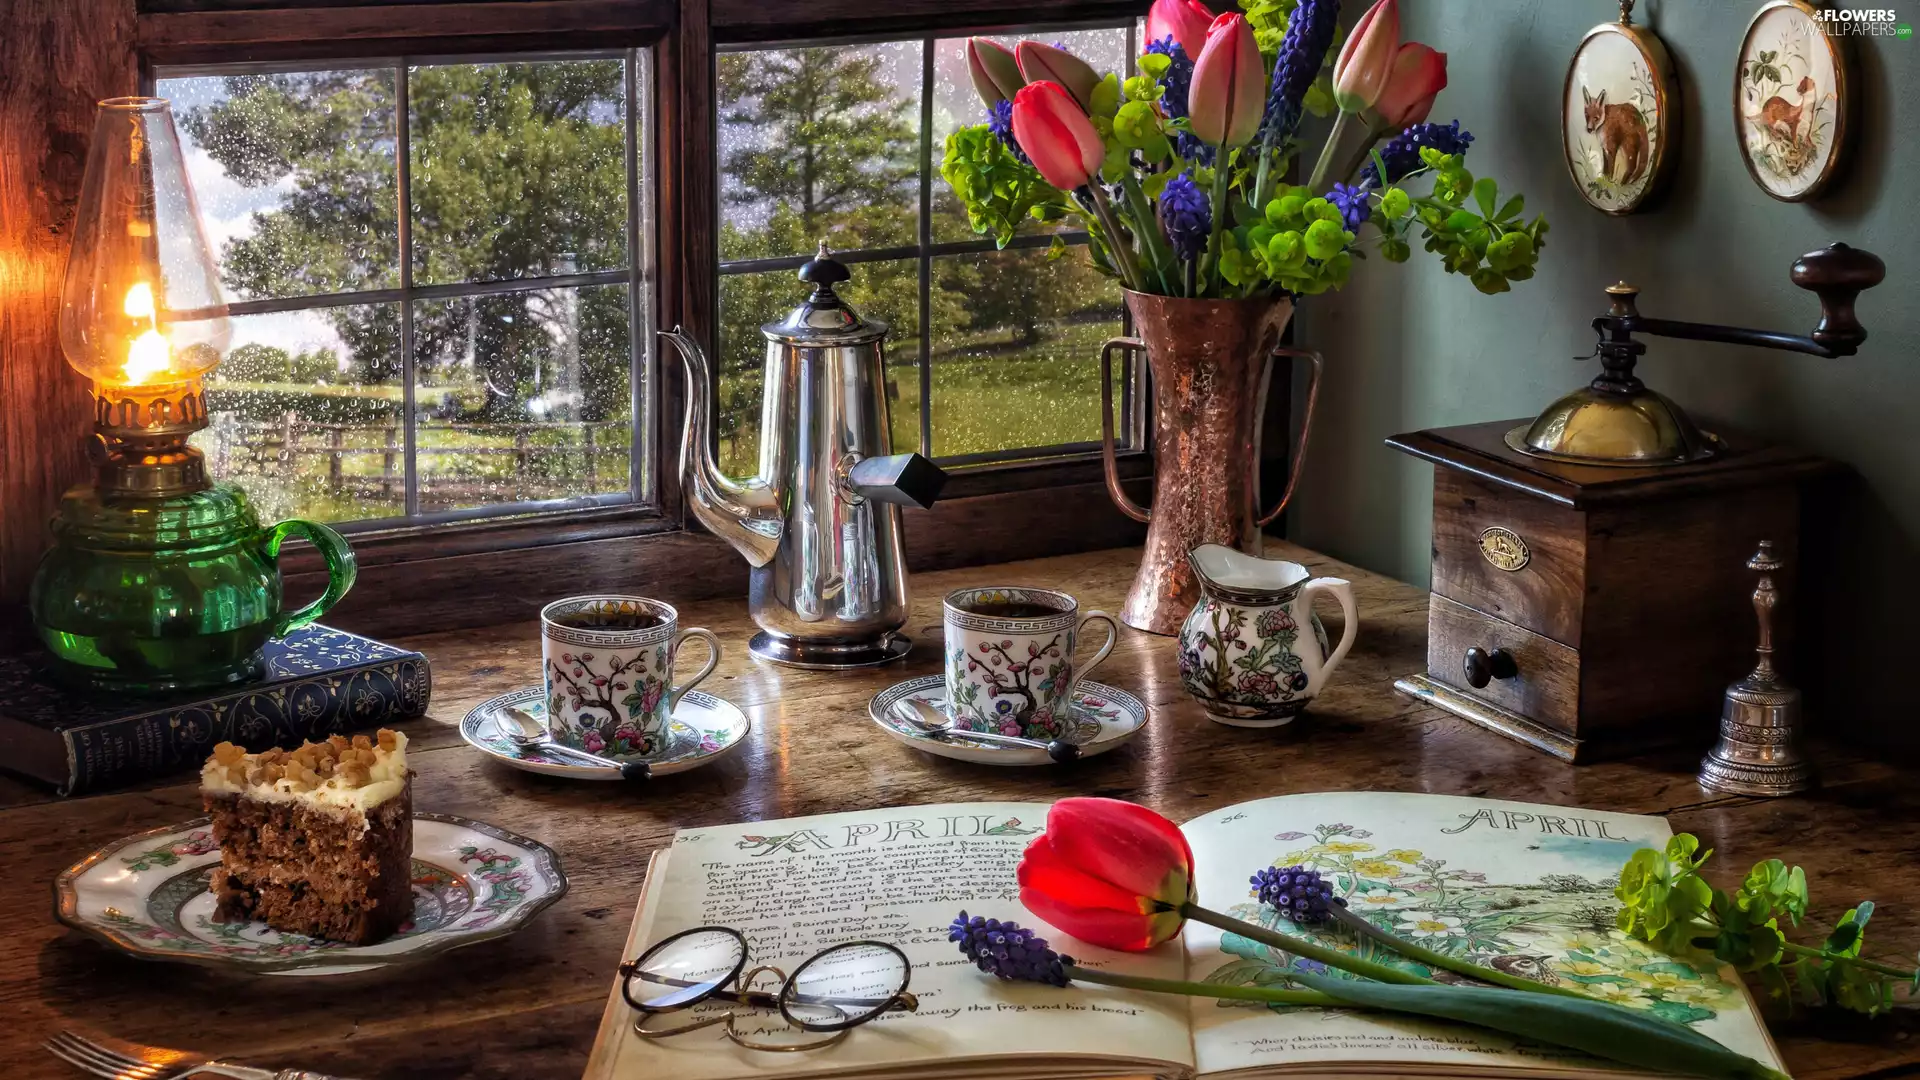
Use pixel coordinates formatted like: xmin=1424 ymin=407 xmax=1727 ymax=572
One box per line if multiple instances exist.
xmin=461 ymin=685 xmax=750 ymax=780
xmin=867 ymin=675 xmax=1147 ymax=766
xmin=53 ymin=812 xmax=567 ymax=974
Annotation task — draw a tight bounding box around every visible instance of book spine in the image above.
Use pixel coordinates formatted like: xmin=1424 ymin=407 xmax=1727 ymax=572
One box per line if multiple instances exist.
xmin=59 ymin=656 xmax=432 ymax=797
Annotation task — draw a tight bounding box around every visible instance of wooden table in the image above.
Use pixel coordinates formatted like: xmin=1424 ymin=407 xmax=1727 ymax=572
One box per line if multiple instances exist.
xmin=3 ymin=544 xmax=1915 ymax=1079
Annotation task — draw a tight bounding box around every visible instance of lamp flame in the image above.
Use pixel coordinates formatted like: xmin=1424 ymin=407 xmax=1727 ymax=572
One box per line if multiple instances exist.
xmin=119 ymin=282 xmax=173 ymax=385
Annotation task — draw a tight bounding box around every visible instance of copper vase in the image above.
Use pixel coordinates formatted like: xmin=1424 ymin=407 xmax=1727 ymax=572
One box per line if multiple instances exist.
xmin=1099 ymin=290 xmax=1322 ymax=635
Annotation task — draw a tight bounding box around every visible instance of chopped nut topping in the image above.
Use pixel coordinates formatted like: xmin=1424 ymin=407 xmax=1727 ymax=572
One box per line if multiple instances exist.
xmin=204 ymin=728 xmax=403 ymax=792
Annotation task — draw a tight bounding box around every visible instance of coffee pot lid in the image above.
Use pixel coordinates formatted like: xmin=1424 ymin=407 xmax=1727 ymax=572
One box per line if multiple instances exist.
xmin=762 ymin=241 xmax=890 ymax=346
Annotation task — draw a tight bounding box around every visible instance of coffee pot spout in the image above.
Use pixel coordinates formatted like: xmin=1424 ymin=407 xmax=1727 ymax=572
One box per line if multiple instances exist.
xmin=661 ymin=327 xmax=785 ymax=568
xmin=845 ymin=453 xmax=947 ymax=509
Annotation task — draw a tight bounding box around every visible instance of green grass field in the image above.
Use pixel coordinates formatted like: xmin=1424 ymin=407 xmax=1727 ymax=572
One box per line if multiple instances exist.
xmin=204 ymin=317 xmax=1118 ymax=524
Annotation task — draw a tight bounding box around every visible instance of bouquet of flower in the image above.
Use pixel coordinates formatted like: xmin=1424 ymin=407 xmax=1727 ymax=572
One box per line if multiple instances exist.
xmin=942 ymin=0 xmax=1548 ymax=298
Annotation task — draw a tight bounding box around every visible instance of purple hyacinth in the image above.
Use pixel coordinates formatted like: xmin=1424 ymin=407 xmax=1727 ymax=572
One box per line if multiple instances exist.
xmin=1252 ymin=865 xmax=1338 ymax=925
xmin=1159 ymin=171 xmax=1212 ymax=263
xmin=1145 ymin=36 xmax=1213 ymax=167
xmin=1326 ymin=182 xmax=1370 ymax=230
xmin=988 ymin=99 xmax=1031 ymax=166
xmin=950 ymin=911 xmax=1073 ymax=987
xmin=1359 ymin=120 xmax=1476 ymax=188
xmin=1259 ymin=0 xmax=1340 ymax=147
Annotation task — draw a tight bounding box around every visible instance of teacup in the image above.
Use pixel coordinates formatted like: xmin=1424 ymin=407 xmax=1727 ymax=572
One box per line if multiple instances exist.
xmin=540 ymin=595 xmax=720 ymax=760
xmin=943 ymin=586 xmax=1119 ymax=741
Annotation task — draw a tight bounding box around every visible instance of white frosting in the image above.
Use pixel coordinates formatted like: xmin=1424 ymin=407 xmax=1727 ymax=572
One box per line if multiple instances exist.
xmin=201 ymin=730 xmax=409 ymax=819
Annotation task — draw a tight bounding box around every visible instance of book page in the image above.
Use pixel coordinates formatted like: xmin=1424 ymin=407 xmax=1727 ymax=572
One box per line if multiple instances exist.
xmin=590 ymin=802 xmax=1193 ymax=1080
xmin=1178 ymin=792 xmax=1783 ymax=1078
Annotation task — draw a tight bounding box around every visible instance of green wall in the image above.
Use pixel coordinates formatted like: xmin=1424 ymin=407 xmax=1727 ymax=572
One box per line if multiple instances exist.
xmin=1288 ymin=1 xmax=1916 ymax=749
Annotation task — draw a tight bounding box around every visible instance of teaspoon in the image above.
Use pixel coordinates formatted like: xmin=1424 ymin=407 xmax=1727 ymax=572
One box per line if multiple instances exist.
xmin=502 ymin=706 xmax=651 ymax=780
xmin=893 ymin=698 xmax=1083 ymax=763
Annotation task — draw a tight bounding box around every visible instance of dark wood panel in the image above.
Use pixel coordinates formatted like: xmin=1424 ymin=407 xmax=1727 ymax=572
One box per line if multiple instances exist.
xmin=711 ymin=0 xmax=1142 ymax=42
xmin=0 ymin=0 xmax=138 ymax=608
xmin=1429 ymin=468 xmax=1587 ymax=647
xmin=137 ymin=0 xmax=674 ymax=55
xmin=1426 ymin=593 xmax=1580 ymax=737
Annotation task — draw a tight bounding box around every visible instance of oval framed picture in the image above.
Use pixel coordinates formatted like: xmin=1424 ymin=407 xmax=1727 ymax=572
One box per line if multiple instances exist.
xmin=1562 ymin=15 xmax=1677 ymax=215
xmin=1735 ymin=0 xmax=1850 ymax=201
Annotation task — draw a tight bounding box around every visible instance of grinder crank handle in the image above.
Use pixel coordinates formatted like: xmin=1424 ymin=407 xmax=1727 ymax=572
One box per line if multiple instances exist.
xmin=1791 ymin=242 xmax=1885 ymax=356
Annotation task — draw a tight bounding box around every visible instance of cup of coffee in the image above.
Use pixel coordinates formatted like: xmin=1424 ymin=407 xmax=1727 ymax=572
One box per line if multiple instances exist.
xmin=942 ymin=586 xmax=1119 ymax=741
xmin=539 ymin=595 xmax=720 ymax=760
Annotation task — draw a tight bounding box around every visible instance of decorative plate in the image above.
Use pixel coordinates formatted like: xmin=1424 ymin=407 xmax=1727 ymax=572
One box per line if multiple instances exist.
xmin=1735 ymin=0 xmax=1850 ymax=202
xmin=55 ymin=813 xmax=566 ymax=976
xmin=868 ymin=676 xmax=1146 ymax=766
xmin=462 ymin=686 xmax=749 ymax=780
xmin=1561 ymin=3 xmax=1677 ymax=215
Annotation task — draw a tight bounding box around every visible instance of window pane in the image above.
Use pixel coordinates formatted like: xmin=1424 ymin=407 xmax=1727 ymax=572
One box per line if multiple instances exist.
xmin=717 ymin=265 xmax=922 ymax=476
xmin=412 ymin=284 xmax=634 ymax=513
xmin=191 ymin=306 xmax=405 ymax=524
xmin=718 ymin=42 xmax=921 ymax=263
xmin=930 ymin=28 xmax=1131 ymax=244
xmin=161 ymin=69 xmax=399 ymax=298
xmin=410 ymin=58 xmax=629 ymax=286
xmin=928 ymin=247 xmax=1123 ymax=459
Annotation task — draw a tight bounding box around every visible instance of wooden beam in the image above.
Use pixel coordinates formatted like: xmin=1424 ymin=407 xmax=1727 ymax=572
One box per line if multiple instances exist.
xmin=138 ymin=0 xmax=674 ymax=60
xmin=0 ymin=0 xmax=138 ymax=607
xmin=711 ymin=0 xmax=1142 ymax=42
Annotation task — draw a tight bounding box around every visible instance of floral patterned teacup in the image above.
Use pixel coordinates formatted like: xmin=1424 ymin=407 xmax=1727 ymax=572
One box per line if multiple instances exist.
xmin=540 ymin=595 xmax=720 ymax=760
xmin=943 ymin=586 xmax=1119 ymax=741
xmin=1177 ymin=543 xmax=1357 ymax=727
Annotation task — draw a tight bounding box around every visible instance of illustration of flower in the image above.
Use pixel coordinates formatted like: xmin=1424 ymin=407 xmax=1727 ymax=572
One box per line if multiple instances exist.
xmin=1583 ymin=981 xmax=1646 ymax=1006
xmin=1351 ymin=887 xmax=1418 ymax=910
xmin=581 ymin=730 xmax=606 ymax=754
xmin=1395 ymin=911 xmax=1464 ymax=939
xmin=1320 ymin=840 xmax=1375 ymax=855
xmin=1385 ymin=848 xmax=1424 ymax=863
xmin=1238 ymin=671 xmax=1280 ymax=697
xmin=1351 ymin=859 xmax=1405 ymax=880
xmin=1255 ymin=607 xmax=1296 ymax=637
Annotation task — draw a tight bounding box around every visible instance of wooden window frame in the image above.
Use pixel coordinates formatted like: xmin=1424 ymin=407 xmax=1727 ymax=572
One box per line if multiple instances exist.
xmin=1 ymin=0 xmax=1257 ymax=638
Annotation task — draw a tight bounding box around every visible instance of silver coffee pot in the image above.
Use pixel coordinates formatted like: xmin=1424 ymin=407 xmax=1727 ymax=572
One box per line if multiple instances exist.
xmin=663 ymin=244 xmax=946 ymax=668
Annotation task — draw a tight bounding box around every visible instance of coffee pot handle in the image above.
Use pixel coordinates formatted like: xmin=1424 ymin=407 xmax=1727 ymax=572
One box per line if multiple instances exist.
xmin=263 ymin=519 xmax=358 ymax=638
xmin=1299 ymin=576 xmax=1357 ymax=693
xmin=1256 ymin=346 xmax=1324 ymax=527
xmin=1099 ymin=337 xmax=1152 ymax=524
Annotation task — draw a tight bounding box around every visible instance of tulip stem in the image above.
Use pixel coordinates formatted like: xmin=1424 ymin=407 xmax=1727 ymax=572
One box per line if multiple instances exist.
xmin=1178 ymin=902 xmax=1436 ymax=987
xmin=1119 ymin=175 xmax=1176 ymax=296
xmin=1062 ymin=964 xmax=1340 ymax=1007
xmin=1202 ymin=160 xmax=1232 ymax=297
xmin=1306 ymin=110 xmax=1354 ymax=192
xmin=1327 ymin=905 xmax=1596 ymax=1000
xmin=1084 ymin=183 xmax=1144 ymax=293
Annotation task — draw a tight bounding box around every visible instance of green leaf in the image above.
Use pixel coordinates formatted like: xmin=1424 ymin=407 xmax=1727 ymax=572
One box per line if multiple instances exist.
xmin=1495 ymin=194 xmax=1524 ymax=222
xmin=1290 ymin=974 xmax=1787 ymax=1080
xmin=1090 ymin=73 xmax=1122 ymax=119
xmin=1472 ymin=177 xmax=1498 ymax=218
xmin=1380 ymin=187 xmax=1410 ymax=219
xmin=1443 ymin=210 xmax=1478 ymax=233
xmin=1139 ymin=52 xmax=1171 ymax=78
xmin=1046 ymin=234 xmax=1068 ymax=261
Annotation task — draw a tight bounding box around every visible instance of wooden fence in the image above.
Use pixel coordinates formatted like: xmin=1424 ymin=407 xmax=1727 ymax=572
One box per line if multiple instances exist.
xmin=205 ymin=413 xmax=629 ymax=502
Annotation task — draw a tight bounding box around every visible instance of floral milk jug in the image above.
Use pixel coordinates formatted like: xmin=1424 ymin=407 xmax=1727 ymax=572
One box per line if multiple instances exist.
xmin=1177 ymin=544 xmax=1358 ymax=727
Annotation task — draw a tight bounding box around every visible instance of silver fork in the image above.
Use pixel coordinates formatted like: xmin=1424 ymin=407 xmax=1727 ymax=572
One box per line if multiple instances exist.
xmin=44 ymin=1030 xmax=351 ymax=1080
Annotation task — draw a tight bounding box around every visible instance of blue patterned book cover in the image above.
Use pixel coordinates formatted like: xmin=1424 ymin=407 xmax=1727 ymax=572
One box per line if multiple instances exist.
xmin=0 ymin=626 xmax=430 ymax=796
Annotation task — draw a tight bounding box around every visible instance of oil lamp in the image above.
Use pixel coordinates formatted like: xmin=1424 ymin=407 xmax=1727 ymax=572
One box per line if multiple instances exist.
xmin=29 ymin=97 xmax=356 ymax=693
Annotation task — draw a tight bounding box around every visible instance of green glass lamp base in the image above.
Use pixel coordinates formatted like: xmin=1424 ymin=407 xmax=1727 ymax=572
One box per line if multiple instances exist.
xmin=29 ymin=481 xmax=356 ymax=696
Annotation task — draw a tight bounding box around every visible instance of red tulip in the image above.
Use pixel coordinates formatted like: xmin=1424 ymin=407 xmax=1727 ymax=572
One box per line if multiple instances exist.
xmin=1015 ymin=41 xmax=1101 ymax=111
xmin=967 ymin=38 xmax=1025 ymax=107
xmin=1146 ymin=0 xmax=1214 ymax=59
xmin=1009 ymin=81 xmax=1106 ymax=190
xmin=1373 ymin=41 xmax=1447 ymax=127
xmin=1332 ymin=0 xmax=1401 ymax=113
xmin=1188 ymin=13 xmax=1265 ymax=148
xmin=1017 ymin=797 xmax=1194 ymax=951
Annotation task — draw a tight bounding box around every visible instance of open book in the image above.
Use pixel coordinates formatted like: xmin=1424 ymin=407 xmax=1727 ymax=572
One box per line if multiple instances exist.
xmin=585 ymin=792 xmax=1785 ymax=1080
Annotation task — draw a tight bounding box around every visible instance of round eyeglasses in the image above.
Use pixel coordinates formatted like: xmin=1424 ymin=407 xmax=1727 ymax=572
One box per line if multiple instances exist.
xmin=617 ymin=926 xmax=918 ymax=1052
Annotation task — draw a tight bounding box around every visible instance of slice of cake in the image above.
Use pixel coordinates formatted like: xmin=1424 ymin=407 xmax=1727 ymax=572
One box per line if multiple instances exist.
xmin=201 ymin=729 xmax=414 ymax=945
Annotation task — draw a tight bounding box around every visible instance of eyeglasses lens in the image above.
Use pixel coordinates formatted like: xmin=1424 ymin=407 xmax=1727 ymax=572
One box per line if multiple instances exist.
xmin=780 ymin=943 xmax=910 ymax=1031
xmin=632 ymin=929 xmax=746 ymax=1009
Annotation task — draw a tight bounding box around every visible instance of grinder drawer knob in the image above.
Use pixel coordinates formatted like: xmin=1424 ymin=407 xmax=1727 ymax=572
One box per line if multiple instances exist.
xmin=1463 ymin=647 xmax=1518 ymax=689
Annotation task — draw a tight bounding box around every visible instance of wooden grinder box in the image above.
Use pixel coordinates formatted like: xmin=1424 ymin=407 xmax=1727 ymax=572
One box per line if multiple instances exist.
xmin=1388 ymin=421 xmax=1835 ymax=762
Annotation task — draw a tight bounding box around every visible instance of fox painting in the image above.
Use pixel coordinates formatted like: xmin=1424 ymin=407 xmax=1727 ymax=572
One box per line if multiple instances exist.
xmin=1581 ymin=87 xmax=1650 ymax=186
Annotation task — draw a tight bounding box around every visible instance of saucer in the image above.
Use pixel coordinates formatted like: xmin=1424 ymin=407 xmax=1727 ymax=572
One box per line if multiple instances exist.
xmin=868 ymin=676 xmax=1146 ymax=766
xmin=55 ymin=813 xmax=565 ymax=976
xmin=462 ymin=686 xmax=749 ymax=780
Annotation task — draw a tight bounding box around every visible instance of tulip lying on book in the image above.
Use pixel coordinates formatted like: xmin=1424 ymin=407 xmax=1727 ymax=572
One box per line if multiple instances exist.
xmin=964 ymin=798 xmax=1788 ymax=1080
